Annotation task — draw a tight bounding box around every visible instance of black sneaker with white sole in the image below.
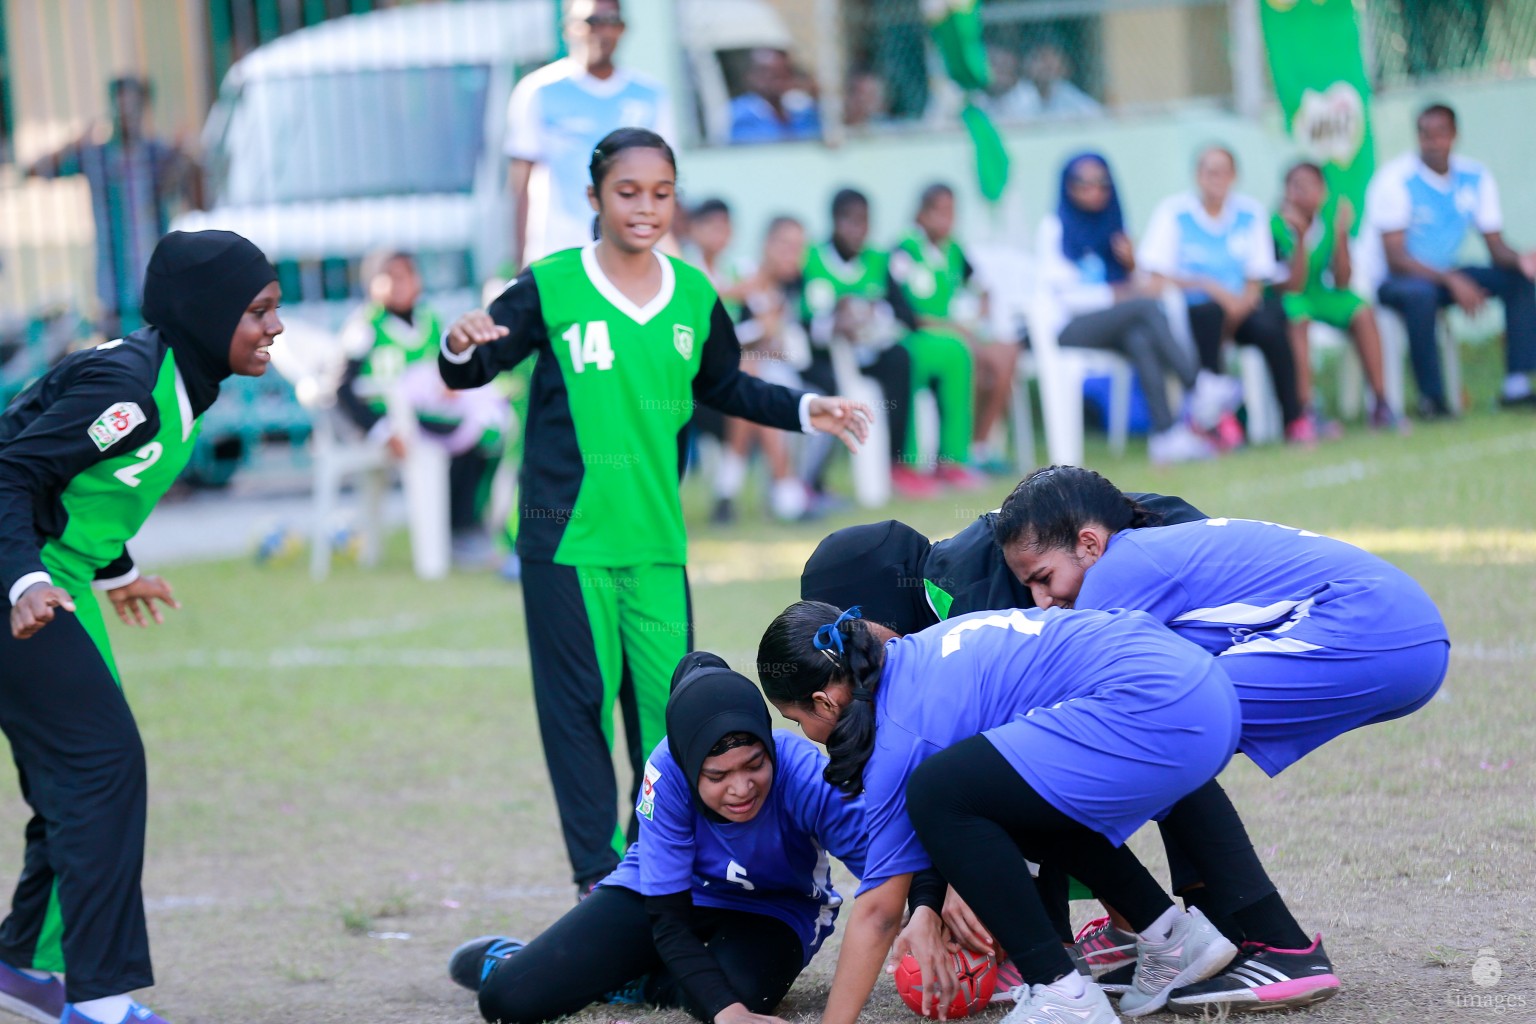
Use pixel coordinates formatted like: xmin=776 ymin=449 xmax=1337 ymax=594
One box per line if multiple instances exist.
xmin=1167 ymin=936 xmax=1340 ymax=1015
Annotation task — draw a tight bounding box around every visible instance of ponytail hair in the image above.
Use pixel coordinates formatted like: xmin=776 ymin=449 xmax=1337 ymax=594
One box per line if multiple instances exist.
xmin=757 ymin=600 xmax=888 ymax=796
xmin=992 ymin=465 xmax=1160 ymax=554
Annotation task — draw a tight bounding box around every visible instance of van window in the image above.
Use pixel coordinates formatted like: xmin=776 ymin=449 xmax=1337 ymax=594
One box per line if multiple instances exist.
xmin=216 ymin=65 xmax=491 ymax=205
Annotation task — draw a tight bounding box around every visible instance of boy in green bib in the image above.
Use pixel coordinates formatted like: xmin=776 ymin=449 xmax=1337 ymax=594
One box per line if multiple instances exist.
xmin=0 ymin=230 xmax=281 ymax=1024
xmin=336 ymin=250 xmax=510 ymax=562
xmin=891 ymin=184 xmax=1012 ymax=484
xmin=441 ymin=129 xmax=870 ymax=894
xmin=1272 ymin=162 xmax=1398 ymax=431
xmin=800 ymin=189 xmax=934 ymax=500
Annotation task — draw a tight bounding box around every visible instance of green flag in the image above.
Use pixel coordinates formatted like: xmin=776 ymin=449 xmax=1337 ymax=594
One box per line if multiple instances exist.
xmin=1260 ymin=0 xmax=1374 ymax=232
xmin=961 ymin=104 xmax=1010 ymax=203
xmin=925 ymin=0 xmax=990 ymax=92
xmin=926 ymin=0 xmax=1009 ymax=202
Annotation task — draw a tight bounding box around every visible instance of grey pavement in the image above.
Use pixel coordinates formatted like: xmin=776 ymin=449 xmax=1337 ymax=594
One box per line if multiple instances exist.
xmin=134 ymin=463 xmax=405 ymax=566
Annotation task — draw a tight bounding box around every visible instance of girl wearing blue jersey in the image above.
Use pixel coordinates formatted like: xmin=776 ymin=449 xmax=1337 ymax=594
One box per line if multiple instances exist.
xmin=447 ymin=653 xmax=868 ymax=1024
xmin=757 ymin=601 xmax=1244 ymax=1024
xmin=994 ymin=465 xmax=1449 ymax=1014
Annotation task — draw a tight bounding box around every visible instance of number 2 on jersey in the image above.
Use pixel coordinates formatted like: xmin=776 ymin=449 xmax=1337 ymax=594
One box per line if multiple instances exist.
xmin=112 ymin=442 xmax=163 ymax=488
xmin=563 ymin=322 xmax=615 ymax=373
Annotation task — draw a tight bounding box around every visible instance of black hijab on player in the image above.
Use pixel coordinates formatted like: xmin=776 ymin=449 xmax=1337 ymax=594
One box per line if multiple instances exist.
xmin=140 ymin=229 xmax=277 ymax=415
xmin=666 ymin=655 xmax=776 ymax=824
xmin=800 ymin=520 xmax=938 ymax=636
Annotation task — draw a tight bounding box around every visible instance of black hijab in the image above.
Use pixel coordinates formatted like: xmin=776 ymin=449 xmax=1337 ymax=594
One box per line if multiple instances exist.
xmin=666 ymin=653 xmax=776 ymax=824
xmin=801 ymin=520 xmax=938 ymax=636
xmin=140 ymin=230 xmax=277 ymax=416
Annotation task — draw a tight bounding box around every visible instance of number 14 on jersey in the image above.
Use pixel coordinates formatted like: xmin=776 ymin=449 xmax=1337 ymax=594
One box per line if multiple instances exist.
xmin=563 ymin=322 xmax=615 ymax=373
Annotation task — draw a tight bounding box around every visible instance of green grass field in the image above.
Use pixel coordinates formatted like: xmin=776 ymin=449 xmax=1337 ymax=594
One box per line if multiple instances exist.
xmin=4 ymin=348 xmax=1533 ymax=1023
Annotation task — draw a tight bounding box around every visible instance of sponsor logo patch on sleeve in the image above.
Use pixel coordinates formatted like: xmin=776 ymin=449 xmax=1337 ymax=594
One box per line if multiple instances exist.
xmin=637 ymin=761 xmax=662 ymax=820
xmin=87 ymin=402 xmax=146 ymax=451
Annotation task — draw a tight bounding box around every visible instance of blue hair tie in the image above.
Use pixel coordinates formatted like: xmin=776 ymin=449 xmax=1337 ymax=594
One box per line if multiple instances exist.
xmin=812 ymin=605 xmax=863 ymax=663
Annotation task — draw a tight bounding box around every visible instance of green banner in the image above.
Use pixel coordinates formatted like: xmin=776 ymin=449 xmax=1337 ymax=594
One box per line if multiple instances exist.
xmin=1260 ymin=0 xmax=1374 ymax=232
xmin=925 ymin=0 xmax=1009 ymax=202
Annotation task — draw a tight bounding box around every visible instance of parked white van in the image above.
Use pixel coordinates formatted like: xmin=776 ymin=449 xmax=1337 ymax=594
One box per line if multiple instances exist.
xmin=175 ymin=0 xmax=795 ymax=329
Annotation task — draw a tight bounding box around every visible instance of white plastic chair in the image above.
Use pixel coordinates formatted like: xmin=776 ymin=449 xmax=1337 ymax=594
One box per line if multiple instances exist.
xmin=1024 ymin=292 xmax=1133 ymax=468
xmin=827 ymin=339 xmax=892 ymax=508
xmin=269 ymin=323 xmax=451 ymax=581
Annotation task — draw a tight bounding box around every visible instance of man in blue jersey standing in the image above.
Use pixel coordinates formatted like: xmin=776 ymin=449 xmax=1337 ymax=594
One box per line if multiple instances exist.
xmin=1370 ymin=103 xmax=1536 ymax=417
xmin=505 ymin=0 xmax=675 ymax=269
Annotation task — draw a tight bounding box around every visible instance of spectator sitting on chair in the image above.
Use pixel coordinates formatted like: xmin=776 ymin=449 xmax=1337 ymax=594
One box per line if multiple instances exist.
xmin=335 ymin=251 xmax=510 ymax=568
xmin=890 ymin=184 xmax=1001 ymax=483
xmin=800 ymin=189 xmax=925 ymax=503
xmin=1139 ymin=146 xmax=1310 ymax=447
xmin=26 ymin=75 xmax=202 ymax=340
xmin=729 ymin=49 xmax=822 ymax=144
xmin=1040 ymin=153 xmax=1224 ymax=465
xmin=713 ymin=217 xmax=816 ymax=525
xmin=1272 ymin=162 xmax=1401 ymax=434
xmin=1369 ymin=103 xmax=1536 ymax=417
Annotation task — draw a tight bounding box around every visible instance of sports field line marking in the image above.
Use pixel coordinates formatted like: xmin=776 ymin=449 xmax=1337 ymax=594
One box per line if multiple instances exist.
xmin=135 ymin=647 xmax=530 ymax=671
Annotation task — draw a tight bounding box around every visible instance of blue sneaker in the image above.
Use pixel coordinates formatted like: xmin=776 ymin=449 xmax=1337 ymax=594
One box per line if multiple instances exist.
xmin=0 ymin=961 xmax=64 ymax=1023
xmin=601 ymin=974 xmax=650 ymax=1006
xmin=61 ymin=1003 xmax=170 ymax=1024
xmin=447 ymin=935 xmax=524 ymax=992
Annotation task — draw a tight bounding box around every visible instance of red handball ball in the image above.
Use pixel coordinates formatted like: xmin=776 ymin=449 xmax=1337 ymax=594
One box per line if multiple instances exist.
xmin=893 ymin=949 xmax=997 ymax=1019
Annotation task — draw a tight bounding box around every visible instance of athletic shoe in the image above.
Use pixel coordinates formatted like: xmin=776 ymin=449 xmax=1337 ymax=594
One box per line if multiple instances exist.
xmin=601 ymin=975 xmax=651 ymax=1006
xmin=992 ymin=950 xmax=1091 ymax=1005
xmin=0 ymin=961 xmax=64 ymax=1023
xmin=891 ymin=466 xmax=943 ymax=500
xmin=990 ymin=958 xmax=1026 ymax=1004
xmin=933 ymin=464 xmax=988 ymax=491
xmin=999 ymin=981 xmax=1120 ymax=1024
xmin=1497 ymin=390 xmax=1536 ymax=409
xmin=1072 ymin=916 xmax=1139 ymax=977
xmin=61 ymin=1004 xmax=170 ymax=1024
xmin=1116 ymin=908 xmax=1236 ymax=1018
xmin=1188 ymin=371 xmax=1243 ymax=431
xmin=1369 ymin=399 xmax=1410 ymax=434
xmin=1283 ymin=416 xmax=1317 ymax=448
xmin=1210 ymin=412 xmax=1245 ymax=452
xmin=447 ymin=935 xmax=524 ymax=992
xmin=1167 ymin=936 xmax=1339 ymax=1015
xmin=1148 ymin=424 xmax=1216 ymax=465
xmin=1414 ymin=395 xmax=1455 ymax=421
xmin=1096 ymin=961 xmax=1137 ymax=998
xmin=710 ymin=496 xmax=736 ymax=525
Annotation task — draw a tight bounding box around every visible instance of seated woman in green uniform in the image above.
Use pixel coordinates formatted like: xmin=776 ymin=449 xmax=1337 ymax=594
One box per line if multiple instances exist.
xmin=1272 ymin=162 xmax=1402 ymax=433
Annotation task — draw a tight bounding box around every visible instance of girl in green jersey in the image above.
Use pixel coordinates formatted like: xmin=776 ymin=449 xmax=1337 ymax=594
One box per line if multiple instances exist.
xmin=441 ymin=128 xmax=869 ymax=894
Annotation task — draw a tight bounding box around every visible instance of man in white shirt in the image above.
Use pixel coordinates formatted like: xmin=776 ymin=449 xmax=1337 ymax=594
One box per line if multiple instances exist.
xmin=505 ymin=0 xmax=675 ymax=268
xmin=1369 ymin=103 xmax=1536 ymax=416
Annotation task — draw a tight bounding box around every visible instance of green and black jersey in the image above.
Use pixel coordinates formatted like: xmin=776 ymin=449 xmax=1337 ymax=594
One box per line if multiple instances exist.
xmin=0 ymin=331 xmax=202 ymax=606
xmin=439 ymin=245 xmax=810 ymax=566
xmin=800 ymin=243 xmax=918 ymax=337
xmin=889 ymin=231 xmax=975 ymax=321
xmin=335 ymin=303 xmax=446 ymax=432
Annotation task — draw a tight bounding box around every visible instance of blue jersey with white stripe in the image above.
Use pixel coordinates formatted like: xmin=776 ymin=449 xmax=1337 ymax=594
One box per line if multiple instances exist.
xmin=1074 ymin=519 xmax=1448 ymax=656
xmin=858 ymin=607 xmax=1220 ymax=891
xmin=601 ymin=732 xmax=867 ymax=961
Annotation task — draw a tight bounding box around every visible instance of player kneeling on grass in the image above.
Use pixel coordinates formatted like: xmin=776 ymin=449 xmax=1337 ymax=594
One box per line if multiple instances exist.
xmin=994 ymin=465 xmax=1451 ymax=1014
xmin=756 ymin=602 xmax=1245 ymax=1024
xmin=448 ymin=652 xmax=869 ymax=1024
xmin=0 ymin=230 xmax=282 ymax=1024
